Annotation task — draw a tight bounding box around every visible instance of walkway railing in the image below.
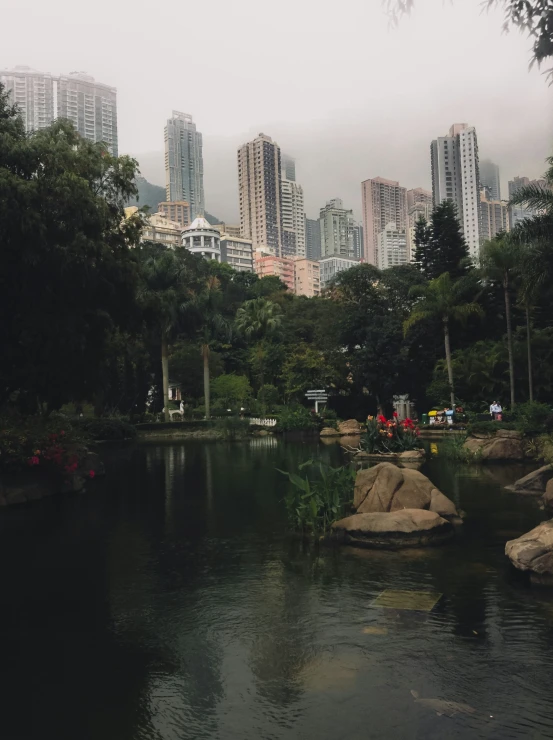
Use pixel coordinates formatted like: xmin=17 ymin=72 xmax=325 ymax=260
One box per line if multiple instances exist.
xmin=249 ymin=417 xmax=277 ymax=427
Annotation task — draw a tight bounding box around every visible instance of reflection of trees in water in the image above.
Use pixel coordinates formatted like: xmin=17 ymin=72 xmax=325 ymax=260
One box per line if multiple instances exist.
xmin=247 ymin=559 xmax=319 ymax=707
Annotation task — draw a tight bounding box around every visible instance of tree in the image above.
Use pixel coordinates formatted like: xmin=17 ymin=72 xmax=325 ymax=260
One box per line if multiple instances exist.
xmin=211 ymin=373 xmax=253 ymax=410
xmin=235 ymin=298 xmax=282 ymax=415
xmin=419 ymin=201 xmax=469 ymax=280
xmin=387 ymin=1 xmax=553 ymax=76
xmin=0 ymin=84 xmax=142 ymax=411
xmin=412 ymin=215 xmax=431 ymax=274
xmin=138 ymin=247 xmax=199 ymax=421
xmin=481 ymin=234 xmax=522 ymax=409
xmin=404 ymin=273 xmax=483 ymax=408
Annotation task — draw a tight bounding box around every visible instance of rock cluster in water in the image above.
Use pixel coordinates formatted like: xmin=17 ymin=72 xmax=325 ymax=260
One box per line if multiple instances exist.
xmin=331 ymin=463 xmax=458 ymax=549
xmin=506 ymin=521 xmax=553 ymax=584
xmin=463 ymin=429 xmax=526 ymax=462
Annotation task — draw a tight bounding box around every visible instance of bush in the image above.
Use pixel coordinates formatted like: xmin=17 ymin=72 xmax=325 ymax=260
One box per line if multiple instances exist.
xmin=73 ymin=417 xmax=136 ymax=440
xmin=0 ymin=415 xmax=88 ymax=473
xmin=467 ymin=420 xmax=516 ymax=436
xmin=275 ymin=406 xmax=320 ymax=432
xmin=278 ymin=460 xmax=356 ymax=534
xmin=513 ymin=401 xmax=552 ymax=435
xmin=257 ymin=384 xmax=280 ymax=409
xmin=212 ymin=416 xmax=250 ymax=440
xmin=361 ymin=415 xmax=422 ymax=453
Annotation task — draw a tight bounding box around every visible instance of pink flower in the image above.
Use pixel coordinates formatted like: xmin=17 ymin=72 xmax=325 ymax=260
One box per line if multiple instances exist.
xmin=89 ymin=470 xmax=95 ymax=479
xmin=28 ymin=456 xmax=40 ymax=466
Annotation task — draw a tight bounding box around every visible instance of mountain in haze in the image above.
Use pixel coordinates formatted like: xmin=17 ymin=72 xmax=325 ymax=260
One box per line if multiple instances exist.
xmin=127 ymin=177 xmax=220 ymax=223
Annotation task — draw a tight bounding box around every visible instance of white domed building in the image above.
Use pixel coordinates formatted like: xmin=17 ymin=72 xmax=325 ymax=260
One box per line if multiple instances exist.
xmin=181 ymin=217 xmax=221 ymax=262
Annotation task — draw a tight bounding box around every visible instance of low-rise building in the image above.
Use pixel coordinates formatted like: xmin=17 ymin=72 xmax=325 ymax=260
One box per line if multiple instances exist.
xmin=220 ymin=234 xmax=253 ymax=272
xmin=213 ymin=223 xmax=242 ymax=238
xmin=125 ymin=207 xmax=183 ymax=247
xmin=254 ymin=250 xmax=295 ymax=291
xmin=319 ymin=256 xmax=359 ymax=289
xmin=182 ymin=217 xmax=221 ymax=261
xmin=293 ymin=258 xmax=320 ymax=297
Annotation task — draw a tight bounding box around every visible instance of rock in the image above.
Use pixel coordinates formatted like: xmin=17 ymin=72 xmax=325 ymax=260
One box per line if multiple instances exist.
xmin=506 ymin=465 xmax=553 ymax=495
xmin=399 ymin=450 xmax=425 ymax=460
xmin=353 ymin=462 xmax=458 ymax=518
xmin=331 ymin=509 xmax=454 ymax=548
xmin=506 ymin=521 xmax=553 ymax=584
xmin=320 ymin=427 xmax=340 ymax=437
xmin=338 ymin=419 xmax=362 ymax=436
xmin=463 ymin=434 xmax=526 ymax=462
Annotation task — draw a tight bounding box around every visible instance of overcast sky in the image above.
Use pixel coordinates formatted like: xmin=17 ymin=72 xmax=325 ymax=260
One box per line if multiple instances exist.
xmin=3 ymin=0 xmax=552 ymax=221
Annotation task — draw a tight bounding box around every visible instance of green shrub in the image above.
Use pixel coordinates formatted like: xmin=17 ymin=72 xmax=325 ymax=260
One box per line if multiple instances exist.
xmin=257 ymin=384 xmax=280 ymax=408
xmin=513 ymin=401 xmax=552 ymax=435
xmin=278 ymin=460 xmax=356 ymax=534
xmin=467 ymin=420 xmax=516 ymax=436
xmin=212 ymin=416 xmax=250 ymax=440
xmin=73 ymin=417 xmax=136 ymax=440
xmin=275 ymin=406 xmax=320 ymax=432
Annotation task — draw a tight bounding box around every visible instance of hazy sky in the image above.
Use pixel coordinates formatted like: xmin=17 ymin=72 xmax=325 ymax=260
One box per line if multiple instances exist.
xmin=3 ymin=0 xmax=552 ymax=221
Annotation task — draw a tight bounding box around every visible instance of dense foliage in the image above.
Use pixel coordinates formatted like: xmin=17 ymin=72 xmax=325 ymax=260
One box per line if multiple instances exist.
xmin=2 ymin=83 xmax=553 ymax=434
xmin=361 ymin=415 xmax=422 ymax=454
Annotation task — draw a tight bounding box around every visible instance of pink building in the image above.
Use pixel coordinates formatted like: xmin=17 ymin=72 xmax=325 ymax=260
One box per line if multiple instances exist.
xmin=361 ymin=177 xmax=408 ymax=266
xmin=293 ymin=258 xmax=320 ymax=297
xmin=254 ymin=254 xmax=295 ymax=292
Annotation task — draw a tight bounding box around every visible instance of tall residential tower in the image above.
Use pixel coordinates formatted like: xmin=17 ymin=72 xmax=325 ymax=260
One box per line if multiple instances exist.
xmin=431 ymin=123 xmax=481 ymax=257
xmin=361 ymin=177 xmax=408 ymax=265
xmin=319 ymin=198 xmax=356 ymax=259
xmin=238 ymin=133 xmax=283 ymax=253
xmin=0 ymin=66 xmax=55 ymax=132
xmin=165 ymin=111 xmax=204 ymax=220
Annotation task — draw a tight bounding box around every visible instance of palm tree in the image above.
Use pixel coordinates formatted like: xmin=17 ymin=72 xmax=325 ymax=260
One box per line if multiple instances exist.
xmin=404 ymin=273 xmax=483 ymax=408
xmin=194 ymin=275 xmax=229 ymax=420
xmin=480 ymin=233 xmax=522 ymax=410
xmin=138 ymin=250 xmax=191 ymax=421
xmin=235 ymin=298 xmax=282 ymax=416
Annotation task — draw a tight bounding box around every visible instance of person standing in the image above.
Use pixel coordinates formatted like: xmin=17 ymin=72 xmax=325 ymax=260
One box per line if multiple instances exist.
xmin=495 ymin=402 xmax=503 ymax=421
xmin=490 ymin=401 xmax=497 ymax=419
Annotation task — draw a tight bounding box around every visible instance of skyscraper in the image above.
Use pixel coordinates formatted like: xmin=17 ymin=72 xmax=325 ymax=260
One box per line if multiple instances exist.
xmin=377 ymin=223 xmax=408 ymax=270
xmin=0 ymin=66 xmax=117 ymax=154
xmin=0 ymin=66 xmax=55 ymax=132
xmin=480 ymin=191 xmax=509 ymax=241
xmin=305 ymin=217 xmax=321 ymax=261
xmin=319 ymin=198 xmax=356 ymax=259
xmin=407 ymin=187 xmax=433 ymax=260
xmin=361 ymin=177 xmax=408 ymax=265
xmin=431 ymin=123 xmax=481 ymax=257
xmin=57 ymin=72 xmax=118 ymax=155
xmin=165 ymin=111 xmax=204 ymax=221
xmin=238 ymin=133 xmax=283 ymax=253
xmin=281 ymin=177 xmax=306 ymax=257
xmin=508 ymin=175 xmax=548 ymax=227
xmin=352 ymin=224 xmax=364 ymax=261
xmin=480 ymin=159 xmax=501 ymax=201
xmin=281 ymin=153 xmax=296 ymax=182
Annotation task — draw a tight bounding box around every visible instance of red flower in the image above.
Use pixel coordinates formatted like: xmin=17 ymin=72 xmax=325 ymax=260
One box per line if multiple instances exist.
xmin=377 ymin=415 xmax=387 ymax=424
xmin=89 ymin=470 xmax=95 ymax=479
xmin=393 ymin=411 xmax=398 ymax=418
xmin=28 ymin=456 xmax=40 ymax=466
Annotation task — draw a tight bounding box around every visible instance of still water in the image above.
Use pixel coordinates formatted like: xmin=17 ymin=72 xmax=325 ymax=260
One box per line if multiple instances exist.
xmin=1 ymin=438 xmax=553 ymax=740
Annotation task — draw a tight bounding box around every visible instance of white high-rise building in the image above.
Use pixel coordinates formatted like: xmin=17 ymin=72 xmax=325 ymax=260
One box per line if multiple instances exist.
xmin=0 ymin=66 xmax=55 ymax=132
xmin=281 ymin=177 xmax=306 ymax=257
xmin=480 ymin=159 xmax=501 ymax=201
xmin=431 ymin=123 xmax=482 ymax=257
xmin=1 ymin=67 xmax=118 ymax=154
xmin=57 ymin=72 xmax=118 ymax=155
xmin=319 ymin=198 xmax=356 ymax=259
xmin=377 ymin=223 xmax=408 ymax=270
xmin=165 ymin=111 xmax=205 ymax=221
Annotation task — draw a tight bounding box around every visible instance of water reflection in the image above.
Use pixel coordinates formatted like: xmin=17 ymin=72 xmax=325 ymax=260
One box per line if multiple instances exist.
xmin=0 ymin=439 xmax=552 ymax=740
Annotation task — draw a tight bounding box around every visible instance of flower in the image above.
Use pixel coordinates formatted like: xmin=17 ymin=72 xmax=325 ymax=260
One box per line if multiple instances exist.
xmin=387 ymin=432 xmax=393 ymax=438
xmin=89 ymin=470 xmax=95 ymax=479
xmin=28 ymin=456 xmax=40 ymax=466
xmin=60 ymin=431 xmax=65 ymax=437
xmin=34 ymin=449 xmax=41 ymax=456
xmin=377 ymin=415 xmax=387 ymax=424
xmin=393 ymin=411 xmax=398 ymax=418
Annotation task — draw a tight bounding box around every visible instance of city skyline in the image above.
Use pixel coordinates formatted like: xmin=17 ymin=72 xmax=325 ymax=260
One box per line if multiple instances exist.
xmin=2 ymin=0 xmax=549 ymax=225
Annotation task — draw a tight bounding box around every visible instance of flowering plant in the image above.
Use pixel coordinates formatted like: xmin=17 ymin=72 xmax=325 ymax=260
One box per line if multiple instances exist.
xmin=361 ymin=415 xmax=422 ymax=453
xmin=0 ymin=418 xmax=86 ymax=474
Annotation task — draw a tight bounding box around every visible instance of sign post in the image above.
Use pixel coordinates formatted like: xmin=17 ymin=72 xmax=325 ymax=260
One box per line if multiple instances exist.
xmin=305 ymin=389 xmax=328 ymax=413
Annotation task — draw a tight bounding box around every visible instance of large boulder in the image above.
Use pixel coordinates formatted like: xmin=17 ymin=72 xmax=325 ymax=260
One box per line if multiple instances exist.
xmin=506 ymin=465 xmax=553 ymax=495
xmin=331 ymin=509 xmax=454 ymax=548
xmin=320 ymin=427 xmax=340 ymax=438
xmin=338 ymin=419 xmax=363 ymax=436
xmin=353 ymin=462 xmax=458 ymax=518
xmin=506 ymin=521 xmax=553 ymax=584
xmin=464 ymin=430 xmax=526 ymax=462
xmin=543 ymin=479 xmax=553 ymax=511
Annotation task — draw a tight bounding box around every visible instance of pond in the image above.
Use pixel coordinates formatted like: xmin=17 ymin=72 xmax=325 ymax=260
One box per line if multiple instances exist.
xmin=1 ymin=437 xmax=553 ymax=740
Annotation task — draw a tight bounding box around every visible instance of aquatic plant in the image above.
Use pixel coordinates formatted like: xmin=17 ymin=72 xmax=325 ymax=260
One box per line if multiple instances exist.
xmin=278 ymin=460 xmax=355 ymax=535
